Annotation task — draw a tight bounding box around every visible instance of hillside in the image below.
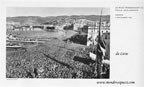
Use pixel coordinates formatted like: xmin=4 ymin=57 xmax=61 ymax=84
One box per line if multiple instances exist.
xmin=7 ymin=15 xmax=110 ymax=25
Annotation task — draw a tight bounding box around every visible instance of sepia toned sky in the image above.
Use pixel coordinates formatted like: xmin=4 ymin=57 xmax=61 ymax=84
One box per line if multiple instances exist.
xmin=7 ymin=7 xmax=110 ymax=17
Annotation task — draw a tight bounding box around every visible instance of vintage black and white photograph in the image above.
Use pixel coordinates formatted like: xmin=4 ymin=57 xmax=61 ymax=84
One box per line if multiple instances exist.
xmin=6 ymin=7 xmax=110 ymax=78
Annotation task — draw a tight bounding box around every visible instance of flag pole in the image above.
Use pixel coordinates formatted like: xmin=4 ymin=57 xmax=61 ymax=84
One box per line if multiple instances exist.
xmin=96 ymin=9 xmax=103 ymax=78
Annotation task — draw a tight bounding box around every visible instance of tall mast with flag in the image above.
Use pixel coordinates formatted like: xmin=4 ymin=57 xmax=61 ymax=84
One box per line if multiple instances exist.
xmin=96 ymin=9 xmax=106 ymax=78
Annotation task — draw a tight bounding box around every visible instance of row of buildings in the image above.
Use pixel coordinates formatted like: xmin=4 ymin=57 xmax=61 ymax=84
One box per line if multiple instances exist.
xmin=7 ymin=19 xmax=110 ymax=33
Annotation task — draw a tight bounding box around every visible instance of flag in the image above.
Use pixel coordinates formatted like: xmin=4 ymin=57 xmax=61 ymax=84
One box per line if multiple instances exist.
xmin=97 ymin=36 xmax=106 ymax=59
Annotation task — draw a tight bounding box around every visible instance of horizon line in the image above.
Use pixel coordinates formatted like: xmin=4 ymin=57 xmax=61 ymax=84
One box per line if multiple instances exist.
xmin=7 ymin=14 xmax=110 ymax=17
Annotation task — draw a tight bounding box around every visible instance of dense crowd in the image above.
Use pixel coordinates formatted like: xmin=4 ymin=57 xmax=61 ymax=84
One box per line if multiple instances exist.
xmin=6 ymin=40 xmax=99 ymax=78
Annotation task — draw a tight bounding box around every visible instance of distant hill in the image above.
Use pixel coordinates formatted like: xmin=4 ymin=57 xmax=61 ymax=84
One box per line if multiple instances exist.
xmin=7 ymin=15 xmax=110 ymax=25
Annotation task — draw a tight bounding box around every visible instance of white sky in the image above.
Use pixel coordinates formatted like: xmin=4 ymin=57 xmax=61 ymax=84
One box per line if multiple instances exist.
xmin=7 ymin=7 xmax=110 ymax=17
